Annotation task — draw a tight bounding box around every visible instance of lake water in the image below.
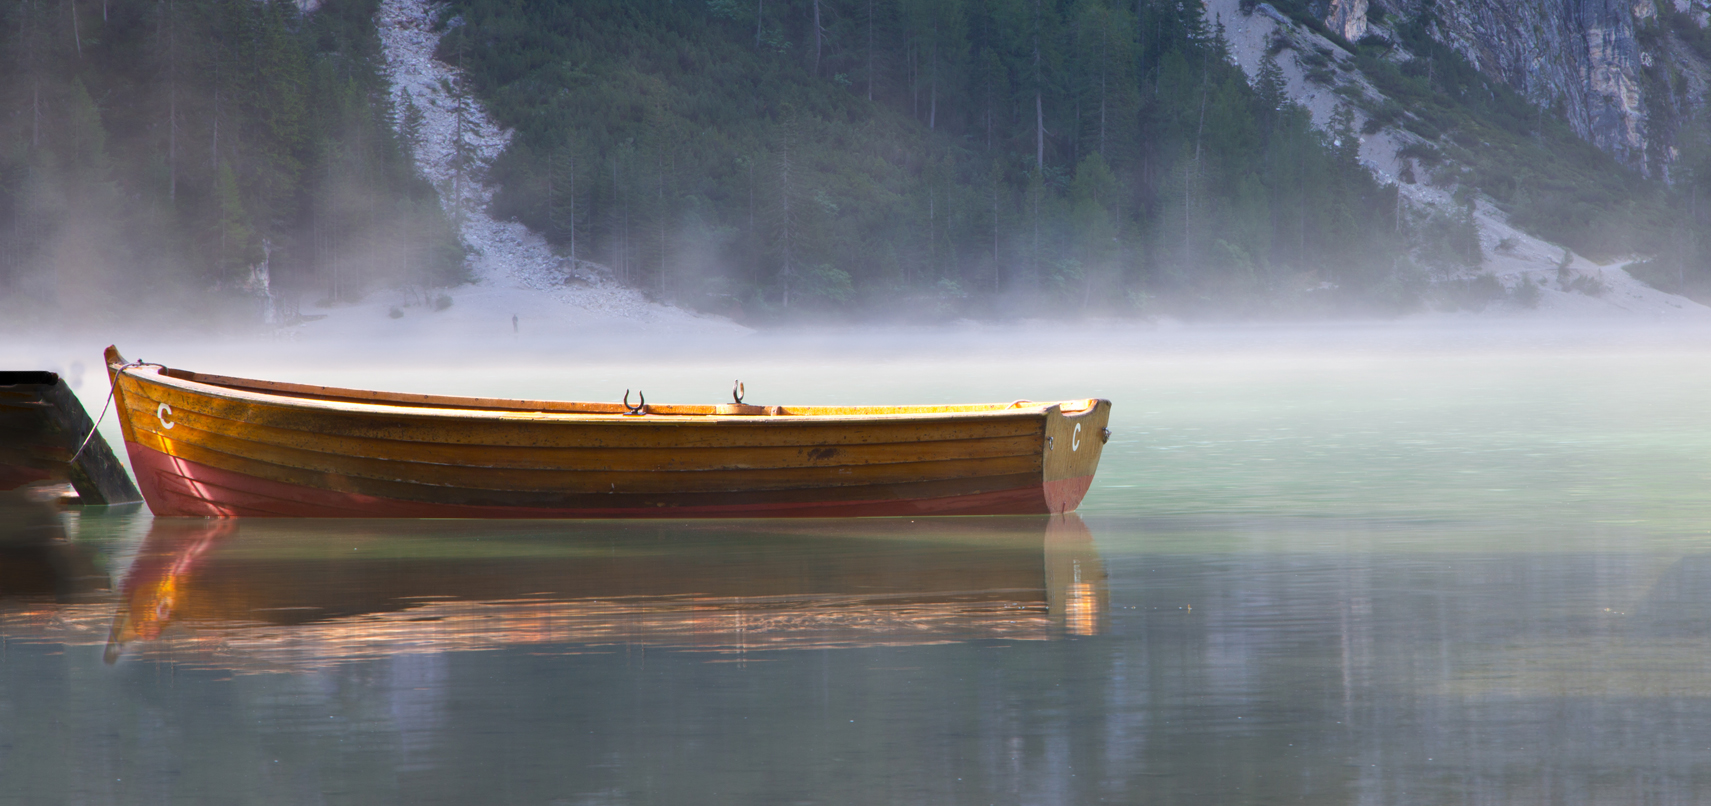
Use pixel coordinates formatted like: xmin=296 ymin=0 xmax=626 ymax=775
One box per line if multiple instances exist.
xmin=6 ymin=323 xmax=1711 ymax=804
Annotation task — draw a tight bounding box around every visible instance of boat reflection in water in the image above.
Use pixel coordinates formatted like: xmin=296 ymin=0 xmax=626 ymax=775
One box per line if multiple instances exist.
xmin=103 ymin=514 xmax=1106 ymax=671
xmin=0 ymin=490 xmax=108 ymax=601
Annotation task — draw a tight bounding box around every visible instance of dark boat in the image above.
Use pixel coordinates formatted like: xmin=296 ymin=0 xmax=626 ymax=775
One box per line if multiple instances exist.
xmin=0 ymin=370 xmax=139 ymax=505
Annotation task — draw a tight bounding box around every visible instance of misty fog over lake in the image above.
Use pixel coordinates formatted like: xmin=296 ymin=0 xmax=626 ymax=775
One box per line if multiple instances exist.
xmin=7 ymin=322 xmax=1711 ymax=803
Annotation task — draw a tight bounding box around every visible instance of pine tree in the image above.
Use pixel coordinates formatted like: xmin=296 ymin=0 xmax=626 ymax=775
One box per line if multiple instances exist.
xmin=397 ymin=87 xmax=426 ymax=163
xmin=774 ymin=109 xmax=799 ymax=306
xmin=213 ymin=159 xmax=259 ymax=284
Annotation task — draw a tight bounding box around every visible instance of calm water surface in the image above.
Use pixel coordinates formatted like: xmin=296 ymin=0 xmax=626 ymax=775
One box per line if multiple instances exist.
xmin=6 ymin=326 xmax=1711 ymax=804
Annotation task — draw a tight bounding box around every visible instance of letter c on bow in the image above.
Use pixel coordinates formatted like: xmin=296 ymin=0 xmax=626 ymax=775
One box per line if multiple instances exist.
xmin=157 ymin=403 xmax=175 ymax=430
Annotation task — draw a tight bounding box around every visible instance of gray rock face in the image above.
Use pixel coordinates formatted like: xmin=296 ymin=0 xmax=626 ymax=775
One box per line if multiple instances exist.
xmin=1345 ymin=0 xmax=1665 ymax=171
xmin=1326 ymin=0 xmax=1370 ymax=40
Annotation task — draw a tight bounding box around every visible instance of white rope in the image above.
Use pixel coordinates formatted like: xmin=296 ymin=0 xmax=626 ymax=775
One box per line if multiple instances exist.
xmin=69 ymin=361 xmax=154 ymax=465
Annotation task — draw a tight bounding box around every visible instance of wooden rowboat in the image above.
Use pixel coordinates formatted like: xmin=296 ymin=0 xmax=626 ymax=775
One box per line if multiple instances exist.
xmin=104 ymin=346 xmax=1112 ymax=518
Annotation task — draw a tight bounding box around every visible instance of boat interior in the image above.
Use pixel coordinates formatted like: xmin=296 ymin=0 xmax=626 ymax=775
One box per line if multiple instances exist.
xmin=128 ymin=363 xmax=1093 ymax=419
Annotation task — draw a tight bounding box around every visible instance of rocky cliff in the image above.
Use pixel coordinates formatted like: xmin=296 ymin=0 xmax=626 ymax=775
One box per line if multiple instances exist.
xmin=1334 ymin=0 xmax=1711 ymax=175
xmin=1326 ymin=0 xmax=1369 ymax=40
xmin=1215 ymin=0 xmax=1711 ymax=319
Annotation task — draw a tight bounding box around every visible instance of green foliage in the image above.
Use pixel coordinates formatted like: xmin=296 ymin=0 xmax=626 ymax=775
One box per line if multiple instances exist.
xmin=429 ymin=0 xmax=1409 ymax=318
xmin=0 ymin=0 xmax=464 ymax=322
xmin=17 ymin=0 xmax=1692 ymax=322
xmin=213 ymin=161 xmax=262 ymax=284
xmin=803 ymin=264 xmax=855 ymax=303
xmin=1395 ymin=142 xmax=1442 ymax=166
xmin=1510 ymin=275 xmax=1541 ymax=309
xmin=1562 ymin=271 xmax=1609 ymax=297
xmin=1415 ymin=207 xmax=1482 ymax=270
xmin=1625 ymin=257 xmax=1702 ymax=299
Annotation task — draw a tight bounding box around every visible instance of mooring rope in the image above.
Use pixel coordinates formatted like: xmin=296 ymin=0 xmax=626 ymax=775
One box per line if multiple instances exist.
xmin=69 ymin=361 xmax=158 ymax=465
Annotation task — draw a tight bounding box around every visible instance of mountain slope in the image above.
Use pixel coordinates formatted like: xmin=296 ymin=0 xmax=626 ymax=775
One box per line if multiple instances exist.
xmin=1286 ymin=0 xmax=1711 ymax=302
xmin=429 ymin=0 xmax=1411 ymax=319
xmin=1216 ymin=0 xmax=1710 ymax=318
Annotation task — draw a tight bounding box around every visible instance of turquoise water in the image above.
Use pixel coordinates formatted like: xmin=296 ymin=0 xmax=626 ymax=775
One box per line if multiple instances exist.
xmin=5 ymin=324 xmax=1711 ymax=803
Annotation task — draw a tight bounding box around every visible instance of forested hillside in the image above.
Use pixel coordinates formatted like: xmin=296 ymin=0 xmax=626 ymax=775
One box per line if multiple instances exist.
xmin=437 ymin=0 xmax=1408 ymax=318
xmin=0 ymin=0 xmax=462 ymax=325
xmin=10 ymin=0 xmax=1706 ymax=325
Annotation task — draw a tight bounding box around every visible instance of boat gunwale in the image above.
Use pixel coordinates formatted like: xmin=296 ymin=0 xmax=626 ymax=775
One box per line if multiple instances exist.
xmin=115 ymin=363 xmax=1101 ymax=425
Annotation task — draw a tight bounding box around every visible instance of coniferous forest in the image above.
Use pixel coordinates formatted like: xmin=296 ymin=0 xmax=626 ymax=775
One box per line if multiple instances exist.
xmin=442 ymin=0 xmax=1408 ymax=319
xmin=8 ymin=0 xmax=1708 ymax=324
xmin=0 ymin=0 xmax=463 ymax=326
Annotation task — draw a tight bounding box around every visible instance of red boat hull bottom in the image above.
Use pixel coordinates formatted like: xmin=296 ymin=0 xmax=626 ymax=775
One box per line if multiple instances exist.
xmin=126 ymin=442 xmax=1093 ymax=518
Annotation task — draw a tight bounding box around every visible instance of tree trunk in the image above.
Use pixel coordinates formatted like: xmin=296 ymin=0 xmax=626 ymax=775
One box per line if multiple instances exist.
xmin=813 ymin=0 xmax=822 ymax=75
xmin=658 ymin=160 xmax=668 ymax=299
xmin=615 ymin=159 xmax=629 ymax=284
xmin=1099 ymin=21 xmax=1107 ymax=157
xmin=929 ymin=32 xmax=937 ymax=130
xmin=1183 ymin=162 xmax=1192 ymax=271
xmin=910 ymin=43 xmax=918 ymax=121
xmin=1033 ymin=1 xmax=1043 ymax=171
xmin=1394 ymin=183 xmax=1401 ymax=234
xmin=168 ymin=0 xmax=177 ymax=201
xmin=569 ymin=154 xmax=577 ymax=264
xmin=1298 ymin=140 xmax=1306 ymax=264
xmin=1032 ymin=181 xmax=1040 ymax=286
xmin=1687 ymin=183 xmax=1696 ymax=291
xmin=984 ymin=63 xmax=993 ymax=151
xmin=779 ymin=137 xmax=793 ymax=307
xmin=1035 ymin=93 xmax=1044 ymax=171
xmin=1187 ymin=67 xmax=1208 ymax=271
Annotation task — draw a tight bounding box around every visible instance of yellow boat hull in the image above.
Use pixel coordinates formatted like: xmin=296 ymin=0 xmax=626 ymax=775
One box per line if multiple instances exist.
xmin=106 ymin=347 xmax=1111 ymax=518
